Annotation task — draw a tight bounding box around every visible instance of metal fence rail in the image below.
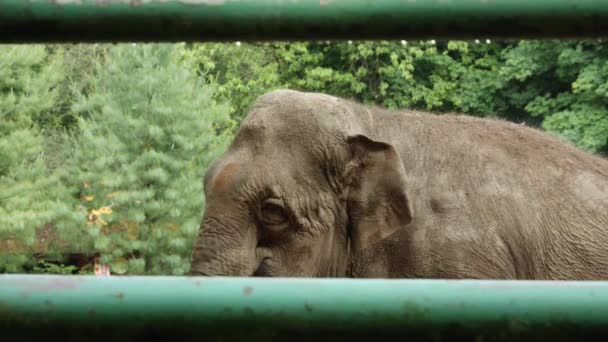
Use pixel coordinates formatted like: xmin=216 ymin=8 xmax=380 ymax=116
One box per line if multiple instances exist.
xmin=1 ymin=0 xmax=608 ymax=43
xmin=2 ymin=274 xmax=608 ymax=341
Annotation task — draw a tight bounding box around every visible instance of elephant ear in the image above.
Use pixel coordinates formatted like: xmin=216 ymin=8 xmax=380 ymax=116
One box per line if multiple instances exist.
xmin=344 ymin=134 xmax=413 ymax=253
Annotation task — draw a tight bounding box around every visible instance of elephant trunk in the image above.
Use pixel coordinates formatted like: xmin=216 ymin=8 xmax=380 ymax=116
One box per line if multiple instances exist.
xmin=189 ymin=216 xmax=257 ymax=276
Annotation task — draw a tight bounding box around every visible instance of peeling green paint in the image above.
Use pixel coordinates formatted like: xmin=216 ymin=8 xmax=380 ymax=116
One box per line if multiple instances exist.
xmin=1 ymin=275 xmax=608 ymax=340
xmin=1 ymin=0 xmax=608 ymax=42
xmin=52 ymin=0 xmax=226 ymax=5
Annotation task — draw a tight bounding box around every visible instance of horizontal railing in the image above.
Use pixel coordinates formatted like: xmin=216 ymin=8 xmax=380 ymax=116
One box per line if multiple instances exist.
xmin=1 ymin=0 xmax=608 ymax=42
xmin=2 ymin=274 xmax=608 ymax=340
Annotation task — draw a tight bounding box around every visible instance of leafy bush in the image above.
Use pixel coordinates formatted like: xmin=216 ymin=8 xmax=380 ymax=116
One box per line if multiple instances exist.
xmin=56 ymin=43 xmax=233 ymax=275
xmin=0 ymin=45 xmax=75 ymax=272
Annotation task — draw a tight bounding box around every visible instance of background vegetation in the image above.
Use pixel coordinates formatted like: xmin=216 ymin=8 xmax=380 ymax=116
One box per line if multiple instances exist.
xmin=1 ymin=40 xmax=607 ymax=274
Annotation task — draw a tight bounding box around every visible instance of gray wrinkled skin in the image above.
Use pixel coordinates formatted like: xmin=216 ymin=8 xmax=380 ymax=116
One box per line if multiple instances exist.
xmin=190 ymin=89 xmax=608 ymax=279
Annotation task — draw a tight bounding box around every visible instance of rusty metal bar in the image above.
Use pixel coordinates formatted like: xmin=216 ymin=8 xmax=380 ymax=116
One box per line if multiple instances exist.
xmin=2 ymin=275 xmax=608 ymax=341
xmin=1 ymin=0 xmax=608 ymax=43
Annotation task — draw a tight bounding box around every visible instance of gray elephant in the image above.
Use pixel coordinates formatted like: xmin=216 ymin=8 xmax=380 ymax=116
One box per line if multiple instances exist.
xmin=190 ymin=89 xmax=608 ymax=279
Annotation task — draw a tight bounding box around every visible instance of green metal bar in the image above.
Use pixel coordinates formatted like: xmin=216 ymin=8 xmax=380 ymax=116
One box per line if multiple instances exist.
xmin=1 ymin=0 xmax=608 ymax=43
xmin=2 ymin=275 xmax=608 ymax=341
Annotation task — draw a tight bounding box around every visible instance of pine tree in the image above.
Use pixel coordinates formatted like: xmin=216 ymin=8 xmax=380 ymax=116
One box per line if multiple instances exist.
xmin=63 ymin=43 xmax=232 ymax=275
xmin=0 ymin=45 xmax=75 ymax=272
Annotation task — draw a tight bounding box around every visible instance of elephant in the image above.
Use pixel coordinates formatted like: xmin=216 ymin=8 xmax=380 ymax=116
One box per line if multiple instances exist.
xmin=189 ymin=89 xmax=608 ymax=280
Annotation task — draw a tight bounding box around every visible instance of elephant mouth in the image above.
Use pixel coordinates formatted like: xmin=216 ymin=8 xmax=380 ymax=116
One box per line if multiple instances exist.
xmin=253 ymin=259 xmax=273 ymax=277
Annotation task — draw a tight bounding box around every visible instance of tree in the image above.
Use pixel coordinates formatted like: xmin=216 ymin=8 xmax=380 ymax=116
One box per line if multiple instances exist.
xmin=192 ymin=40 xmax=607 ymax=155
xmin=518 ymin=41 xmax=608 ymax=154
xmin=0 ymin=45 xmax=75 ymax=272
xmin=184 ymin=42 xmax=283 ymax=124
xmin=60 ymin=43 xmax=232 ymax=275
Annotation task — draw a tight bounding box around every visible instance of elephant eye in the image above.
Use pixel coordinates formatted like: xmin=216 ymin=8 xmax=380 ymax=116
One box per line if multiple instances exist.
xmin=260 ymin=199 xmax=288 ymax=226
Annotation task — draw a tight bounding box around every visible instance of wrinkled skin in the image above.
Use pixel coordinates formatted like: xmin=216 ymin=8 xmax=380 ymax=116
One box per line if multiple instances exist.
xmin=190 ymin=89 xmax=608 ymax=279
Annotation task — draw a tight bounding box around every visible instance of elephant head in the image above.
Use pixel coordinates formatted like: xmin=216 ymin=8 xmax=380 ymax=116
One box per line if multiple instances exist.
xmin=189 ymin=89 xmax=413 ymax=277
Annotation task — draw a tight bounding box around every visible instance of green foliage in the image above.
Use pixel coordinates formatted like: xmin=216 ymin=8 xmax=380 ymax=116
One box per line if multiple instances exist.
xmin=192 ymin=40 xmax=607 ymax=154
xmin=0 ymin=45 xmax=74 ymax=272
xmin=31 ymin=260 xmax=78 ymax=274
xmin=57 ymin=43 xmax=232 ymax=275
xmin=267 ymin=41 xmax=508 ymax=113
xmin=46 ymin=43 xmax=113 ymax=131
xmin=518 ymin=41 xmax=608 ymax=154
xmin=0 ymin=45 xmax=64 ymax=129
xmin=184 ymin=42 xmax=283 ymax=124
